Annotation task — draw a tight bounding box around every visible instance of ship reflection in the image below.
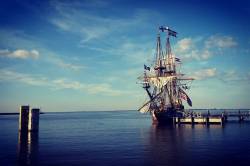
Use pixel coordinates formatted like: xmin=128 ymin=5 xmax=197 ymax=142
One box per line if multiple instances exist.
xmin=147 ymin=124 xmax=185 ymax=166
xmin=147 ymin=124 xmax=223 ymax=166
xmin=18 ymin=131 xmax=39 ymax=166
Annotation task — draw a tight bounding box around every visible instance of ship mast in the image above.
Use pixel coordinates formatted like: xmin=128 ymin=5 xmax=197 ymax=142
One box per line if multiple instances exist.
xmin=154 ymin=33 xmax=164 ymax=76
xmin=159 ymin=26 xmax=178 ymax=108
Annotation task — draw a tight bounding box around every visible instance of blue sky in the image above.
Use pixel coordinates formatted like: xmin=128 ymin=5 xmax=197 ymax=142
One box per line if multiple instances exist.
xmin=0 ymin=0 xmax=249 ymax=112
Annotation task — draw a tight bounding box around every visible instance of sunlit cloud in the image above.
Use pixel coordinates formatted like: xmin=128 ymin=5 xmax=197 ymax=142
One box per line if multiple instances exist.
xmin=192 ymin=68 xmax=217 ymax=80
xmin=175 ymin=38 xmax=193 ymax=53
xmin=175 ymin=35 xmax=237 ymax=61
xmin=205 ymin=35 xmax=237 ymax=48
xmin=0 ymin=49 xmax=39 ymax=59
xmin=48 ymin=56 xmax=85 ymax=71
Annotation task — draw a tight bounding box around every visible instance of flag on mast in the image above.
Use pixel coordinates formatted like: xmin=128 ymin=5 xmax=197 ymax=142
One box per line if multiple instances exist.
xmin=179 ymin=88 xmax=192 ymax=107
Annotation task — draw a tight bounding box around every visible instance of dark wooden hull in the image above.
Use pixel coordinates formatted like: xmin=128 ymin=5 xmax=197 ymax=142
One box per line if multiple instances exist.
xmin=152 ymin=109 xmax=183 ymax=124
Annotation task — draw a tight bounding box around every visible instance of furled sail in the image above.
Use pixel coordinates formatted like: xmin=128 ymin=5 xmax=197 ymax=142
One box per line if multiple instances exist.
xmin=147 ymin=76 xmax=175 ymax=88
xmin=138 ymin=101 xmax=151 ymax=113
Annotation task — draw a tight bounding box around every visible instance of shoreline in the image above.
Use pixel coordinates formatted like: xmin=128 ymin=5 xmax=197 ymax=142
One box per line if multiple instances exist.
xmin=0 ymin=113 xmax=19 ymax=115
xmin=0 ymin=112 xmax=44 ymax=115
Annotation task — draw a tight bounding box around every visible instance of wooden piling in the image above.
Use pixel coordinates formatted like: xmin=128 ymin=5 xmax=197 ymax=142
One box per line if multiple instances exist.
xmin=173 ymin=117 xmax=179 ymax=125
xmin=28 ymin=108 xmax=40 ymax=132
xmin=220 ymin=117 xmax=224 ymax=125
xmin=19 ymin=106 xmax=30 ymax=132
xmin=206 ymin=117 xmax=209 ymax=126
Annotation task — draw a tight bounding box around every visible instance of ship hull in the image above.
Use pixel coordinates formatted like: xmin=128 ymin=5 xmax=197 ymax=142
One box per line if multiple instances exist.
xmin=152 ymin=109 xmax=183 ymax=124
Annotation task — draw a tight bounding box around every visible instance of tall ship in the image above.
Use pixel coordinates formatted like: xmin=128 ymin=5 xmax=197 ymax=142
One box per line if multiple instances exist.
xmin=138 ymin=26 xmax=194 ymax=124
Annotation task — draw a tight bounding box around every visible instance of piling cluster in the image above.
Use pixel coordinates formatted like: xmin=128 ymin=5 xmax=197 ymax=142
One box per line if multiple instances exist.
xmin=18 ymin=105 xmax=40 ymax=165
xmin=19 ymin=105 xmax=40 ymax=132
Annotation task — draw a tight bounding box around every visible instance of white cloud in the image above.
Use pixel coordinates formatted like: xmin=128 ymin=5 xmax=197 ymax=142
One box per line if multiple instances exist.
xmin=175 ymin=35 xmax=237 ymax=62
xmin=52 ymin=79 xmax=83 ymax=90
xmin=219 ymin=70 xmax=250 ymax=83
xmin=176 ymin=38 xmax=193 ymax=53
xmin=50 ymin=19 xmax=71 ymax=31
xmin=179 ymin=49 xmax=212 ymax=61
xmin=205 ymin=35 xmax=237 ymax=48
xmin=0 ymin=29 xmax=86 ymax=71
xmin=49 ymin=57 xmax=85 ymax=71
xmin=0 ymin=69 xmax=49 ymax=86
xmin=0 ymin=69 xmax=126 ymax=96
xmin=80 ymin=26 xmax=109 ymax=43
xmin=200 ymin=49 xmax=212 ymax=60
xmin=192 ymin=68 xmax=217 ymax=80
xmin=0 ymin=49 xmax=39 ymax=59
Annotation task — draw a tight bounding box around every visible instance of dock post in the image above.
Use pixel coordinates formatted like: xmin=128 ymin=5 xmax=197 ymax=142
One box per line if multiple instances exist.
xmin=206 ymin=116 xmax=209 ymax=126
xmin=191 ymin=116 xmax=194 ymax=125
xmin=178 ymin=117 xmax=181 ymax=125
xmin=28 ymin=108 xmax=40 ymax=132
xmin=19 ymin=106 xmax=30 ymax=132
xmin=224 ymin=110 xmax=228 ymax=122
xmin=238 ymin=110 xmax=244 ymax=122
xmin=220 ymin=117 xmax=224 ymax=126
xmin=221 ymin=113 xmax=225 ymax=125
xmin=173 ymin=117 xmax=177 ymax=125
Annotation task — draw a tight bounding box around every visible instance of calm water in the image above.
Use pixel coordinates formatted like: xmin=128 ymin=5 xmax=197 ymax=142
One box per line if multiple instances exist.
xmin=0 ymin=111 xmax=250 ymax=166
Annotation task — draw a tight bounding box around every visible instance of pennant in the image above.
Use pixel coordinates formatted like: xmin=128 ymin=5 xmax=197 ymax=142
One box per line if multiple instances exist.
xmin=144 ymin=64 xmax=150 ymax=71
xmin=187 ymin=97 xmax=192 ymax=107
xmin=168 ymin=29 xmax=177 ymax=37
xmin=175 ymin=57 xmax=181 ymax=62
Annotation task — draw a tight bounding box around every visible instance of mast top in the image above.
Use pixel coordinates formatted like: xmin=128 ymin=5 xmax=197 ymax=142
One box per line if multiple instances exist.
xmin=159 ymin=26 xmax=177 ymax=37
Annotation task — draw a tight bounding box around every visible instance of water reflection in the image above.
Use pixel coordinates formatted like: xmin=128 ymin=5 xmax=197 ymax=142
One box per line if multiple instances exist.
xmin=18 ymin=131 xmax=39 ymax=166
xmin=147 ymin=124 xmax=225 ymax=166
xmin=147 ymin=124 xmax=184 ymax=166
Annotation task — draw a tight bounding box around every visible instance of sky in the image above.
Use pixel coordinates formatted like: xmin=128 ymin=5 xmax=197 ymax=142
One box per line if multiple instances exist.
xmin=0 ymin=0 xmax=250 ymax=112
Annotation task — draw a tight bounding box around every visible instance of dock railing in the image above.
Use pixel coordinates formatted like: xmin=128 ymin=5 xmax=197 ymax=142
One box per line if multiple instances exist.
xmin=187 ymin=109 xmax=250 ymax=117
xmin=176 ymin=109 xmax=250 ymax=125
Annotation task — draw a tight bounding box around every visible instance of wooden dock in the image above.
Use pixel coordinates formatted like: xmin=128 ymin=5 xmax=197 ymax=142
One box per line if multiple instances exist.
xmin=173 ymin=109 xmax=250 ymax=125
xmin=174 ymin=116 xmax=224 ymax=125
